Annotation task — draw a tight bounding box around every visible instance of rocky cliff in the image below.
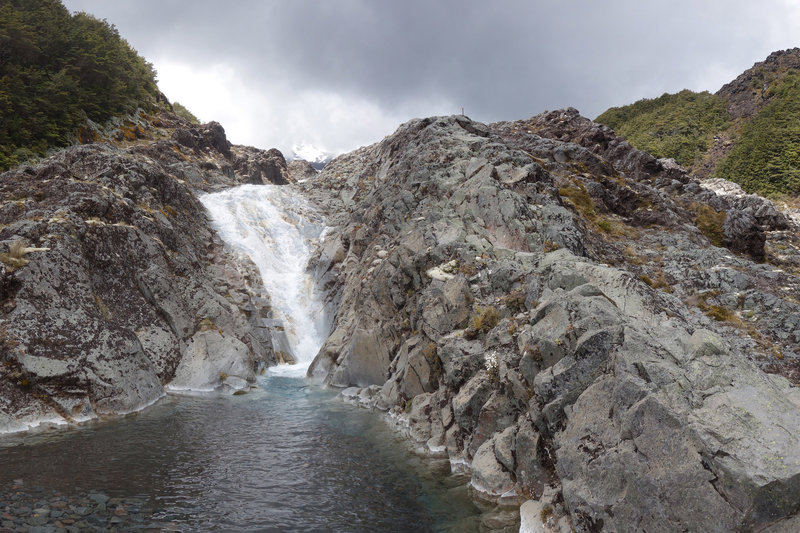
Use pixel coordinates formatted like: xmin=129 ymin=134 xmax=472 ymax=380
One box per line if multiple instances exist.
xmin=0 ymin=111 xmax=292 ymax=433
xmin=597 ymin=48 xmax=800 ymax=197
xmin=302 ymin=111 xmax=800 ymax=531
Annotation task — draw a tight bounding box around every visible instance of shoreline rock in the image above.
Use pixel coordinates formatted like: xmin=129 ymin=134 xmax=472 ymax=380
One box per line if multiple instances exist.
xmin=0 ymin=114 xmax=290 ymax=435
xmin=302 ymin=111 xmax=800 ymax=531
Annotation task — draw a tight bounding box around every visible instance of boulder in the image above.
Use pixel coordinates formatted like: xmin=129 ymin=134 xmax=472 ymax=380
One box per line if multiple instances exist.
xmin=296 ymin=111 xmax=800 ymax=530
xmin=437 ymin=334 xmax=485 ymax=388
xmin=328 ymin=326 xmax=392 ymax=387
xmin=168 ymin=330 xmax=254 ymax=391
xmin=0 ymin=132 xmax=277 ymax=431
xmin=470 ymin=439 xmax=515 ymax=498
xmin=452 ymin=373 xmax=493 ymax=433
xmin=420 ymin=276 xmax=472 ymax=339
xmin=723 ymin=208 xmax=765 ymax=260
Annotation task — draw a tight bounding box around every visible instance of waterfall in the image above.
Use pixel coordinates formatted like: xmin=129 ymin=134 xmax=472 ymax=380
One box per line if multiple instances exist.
xmin=200 ymin=184 xmax=328 ymax=377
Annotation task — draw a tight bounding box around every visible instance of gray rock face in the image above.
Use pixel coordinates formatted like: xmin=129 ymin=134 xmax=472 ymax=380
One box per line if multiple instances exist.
xmin=0 ymin=115 xmax=286 ymax=432
xmin=231 ymin=146 xmax=290 ymax=185
xmin=302 ymin=111 xmax=800 ymax=530
xmin=286 ymin=159 xmax=319 ymax=183
xmin=168 ymin=330 xmax=254 ymax=391
xmin=328 ymin=325 xmax=392 ymax=387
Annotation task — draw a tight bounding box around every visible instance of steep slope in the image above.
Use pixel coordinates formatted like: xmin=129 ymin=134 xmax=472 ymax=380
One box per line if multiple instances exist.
xmin=0 ymin=0 xmax=160 ymax=170
xmin=594 ymin=89 xmax=729 ymax=169
xmin=302 ymin=111 xmax=800 ymax=531
xmin=0 ymin=112 xmax=294 ymax=433
xmin=597 ymin=48 xmax=800 ymax=196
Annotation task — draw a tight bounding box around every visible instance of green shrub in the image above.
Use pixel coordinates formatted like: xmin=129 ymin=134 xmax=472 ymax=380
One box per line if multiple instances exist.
xmin=0 ymin=0 xmax=159 ymax=171
xmin=715 ymin=72 xmax=800 ymax=196
xmin=596 ymin=89 xmax=729 ymax=169
xmin=172 ymin=101 xmax=200 ymax=124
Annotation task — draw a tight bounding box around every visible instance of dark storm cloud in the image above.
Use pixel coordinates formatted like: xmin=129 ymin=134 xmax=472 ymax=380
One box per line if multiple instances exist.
xmin=60 ymin=0 xmax=800 ymax=151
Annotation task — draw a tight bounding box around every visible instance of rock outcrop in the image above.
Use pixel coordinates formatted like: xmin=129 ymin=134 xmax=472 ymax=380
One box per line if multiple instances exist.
xmin=0 ymin=114 xmax=291 ymax=433
xmin=302 ymin=112 xmax=800 ymax=531
xmin=2 ymin=93 xmax=799 ymax=530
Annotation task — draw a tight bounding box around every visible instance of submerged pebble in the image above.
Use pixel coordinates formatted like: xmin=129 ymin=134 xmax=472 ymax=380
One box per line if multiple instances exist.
xmin=0 ymin=482 xmax=168 ymax=532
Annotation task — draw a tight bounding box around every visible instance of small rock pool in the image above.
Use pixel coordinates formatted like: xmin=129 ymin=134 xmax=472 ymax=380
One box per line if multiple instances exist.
xmin=0 ymin=373 xmax=486 ymax=531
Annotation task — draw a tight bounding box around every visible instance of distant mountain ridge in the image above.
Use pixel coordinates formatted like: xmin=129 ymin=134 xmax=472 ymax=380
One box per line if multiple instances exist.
xmin=597 ymin=48 xmax=800 ymax=197
xmin=290 ymin=143 xmax=336 ymax=170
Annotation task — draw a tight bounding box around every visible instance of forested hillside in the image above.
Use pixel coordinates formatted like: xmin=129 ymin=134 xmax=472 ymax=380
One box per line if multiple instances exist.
xmin=596 ymin=49 xmax=800 ymax=197
xmin=0 ymin=0 xmax=159 ymax=170
xmin=595 ymin=90 xmax=729 ymax=169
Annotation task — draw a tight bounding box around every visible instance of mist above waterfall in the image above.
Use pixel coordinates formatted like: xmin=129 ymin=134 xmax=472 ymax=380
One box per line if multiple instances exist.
xmin=200 ymin=184 xmax=328 ymax=376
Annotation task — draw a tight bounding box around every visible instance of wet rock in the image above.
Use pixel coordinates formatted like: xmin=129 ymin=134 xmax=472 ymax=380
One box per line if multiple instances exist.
xmin=328 ymin=326 xmax=392 ymax=387
xmin=168 ymin=330 xmax=254 ymax=391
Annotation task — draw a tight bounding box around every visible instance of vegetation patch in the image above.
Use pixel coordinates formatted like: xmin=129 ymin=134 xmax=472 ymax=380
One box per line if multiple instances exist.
xmin=705 ymin=304 xmax=734 ymax=322
xmin=639 ymin=270 xmax=672 ymax=293
xmin=464 ymin=305 xmax=500 ymax=339
xmin=0 ymin=238 xmax=30 ymax=271
xmin=692 ymin=291 xmax=734 ymax=321
xmin=558 ymin=182 xmax=638 ymax=238
xmin=715 ymin=72 xmax=800 ymax=196
xmin=0 ymin=0 xmax=159 ymax=170
xmin=542 ymin=239 xmax=562 ymax=253
xmin=558 ymin=184 xmax=596 ymax=219
xmin=172 ymin=101 xmax=200 ymax=124
xmin=198 ymin=317 xmax=219 ymax=332
xmin=93 ymin=294 xmax=112 ymax=320
xmin=689 ymin=203 xmax=726 ymax=247
xmin=501 ymin=289 xmax=527 ymax=314
xmin=421 ymin=342 xmax=443 ymax=383
xmin=596 ymin=89 xmax=729 ymax=169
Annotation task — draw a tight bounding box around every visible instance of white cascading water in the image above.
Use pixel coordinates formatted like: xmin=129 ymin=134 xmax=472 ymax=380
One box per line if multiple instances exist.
xmin=200 ymin=184 xmax=328 ymax=377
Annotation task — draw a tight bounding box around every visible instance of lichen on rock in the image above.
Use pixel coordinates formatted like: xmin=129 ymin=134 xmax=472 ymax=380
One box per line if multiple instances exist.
xmin=301 ymin=111 xmax=800 ymax=530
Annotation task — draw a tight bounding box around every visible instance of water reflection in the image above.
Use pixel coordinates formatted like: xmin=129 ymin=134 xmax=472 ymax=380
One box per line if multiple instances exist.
xmin=0 ymin=376 xmax=481 ymax=531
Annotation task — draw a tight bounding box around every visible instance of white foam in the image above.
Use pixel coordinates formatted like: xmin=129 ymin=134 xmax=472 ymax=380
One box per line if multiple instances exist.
xmin=200 ymin=184 xmax=328 ymax=374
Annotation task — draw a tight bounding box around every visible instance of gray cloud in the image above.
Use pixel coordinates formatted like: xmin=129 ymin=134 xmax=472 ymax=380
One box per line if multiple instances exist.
xmin=61 ymin=0 xmax=800 ymax=155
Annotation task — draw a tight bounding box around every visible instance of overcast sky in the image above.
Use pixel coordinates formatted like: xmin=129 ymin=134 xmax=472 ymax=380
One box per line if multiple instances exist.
xmin=61 ymin=0 xmax=800 ymax=159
